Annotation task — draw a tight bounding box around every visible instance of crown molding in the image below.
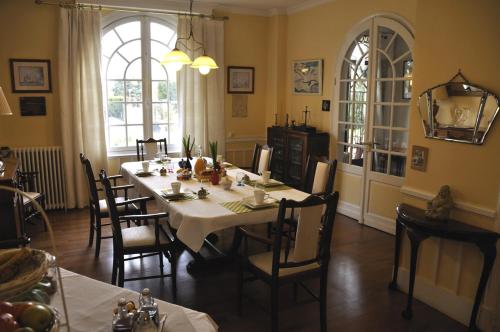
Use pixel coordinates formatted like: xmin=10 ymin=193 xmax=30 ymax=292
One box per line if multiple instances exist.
xmin=286 ymin=0 xmax=334 ymax=15
xmin=214 ymin=5 xmax=270 ymax=17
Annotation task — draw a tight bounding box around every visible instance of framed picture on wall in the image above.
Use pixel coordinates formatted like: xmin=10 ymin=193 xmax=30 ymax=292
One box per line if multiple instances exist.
xmin=410 ymin=145 xmax=428 ymax=172
xmin=10 ymin=59 xmax=52 ymax=93
xmin=227 ymin=66 xmax=254 ymax=94
xmin=293 ymin=59 xmax=323 ymax=95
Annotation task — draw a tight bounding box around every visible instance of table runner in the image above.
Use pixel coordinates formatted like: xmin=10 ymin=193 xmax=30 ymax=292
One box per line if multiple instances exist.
xmin=121 ymin=159 xmax=310 ymax=252
xmin=51 ymin=269 xmax=217 ymax=332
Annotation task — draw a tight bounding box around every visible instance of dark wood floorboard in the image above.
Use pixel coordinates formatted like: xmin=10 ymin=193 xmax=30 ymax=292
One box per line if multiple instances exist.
xmin=28 ymin=209 xmax=467 ymax=332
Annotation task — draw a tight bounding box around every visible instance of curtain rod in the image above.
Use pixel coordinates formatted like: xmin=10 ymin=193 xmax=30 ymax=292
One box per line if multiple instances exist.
xmin=34 ymin=0 xmax=229 ymax=21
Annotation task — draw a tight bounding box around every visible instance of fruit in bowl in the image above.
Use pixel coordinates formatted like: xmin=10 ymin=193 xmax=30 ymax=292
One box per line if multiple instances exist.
xmin=176 ymin=168 xmax=192 ymax=181
xmin=0 ymin=301 xmax=56 ymax=332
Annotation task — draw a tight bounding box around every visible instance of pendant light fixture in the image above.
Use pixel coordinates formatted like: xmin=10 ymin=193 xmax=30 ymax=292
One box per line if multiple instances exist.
xmin=161 ymin=0 xmax=219 ymax=75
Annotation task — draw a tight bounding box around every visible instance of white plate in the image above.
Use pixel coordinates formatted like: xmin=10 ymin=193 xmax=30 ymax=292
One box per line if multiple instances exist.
xmin=242 ymin=196 xmax=278 ymax=209
xmin=257 ymin=179 xmax=283 ymax=187
xmin=160 ymin=188 xmax=187 ymax=198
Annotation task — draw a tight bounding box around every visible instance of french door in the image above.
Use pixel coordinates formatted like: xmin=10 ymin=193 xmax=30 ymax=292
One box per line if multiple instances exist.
xmin=335 ymin=16 xmax=413 ymax=233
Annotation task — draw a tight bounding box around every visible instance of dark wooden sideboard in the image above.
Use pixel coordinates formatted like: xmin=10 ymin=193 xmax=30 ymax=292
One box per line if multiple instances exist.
xmin=267 ymin=127 xmax=329 ymax=188
xmin=0 ymin=158 xmax=27 ymax=247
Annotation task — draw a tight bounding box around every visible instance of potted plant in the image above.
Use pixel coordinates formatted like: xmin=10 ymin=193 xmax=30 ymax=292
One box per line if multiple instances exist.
xmin=181 ymin=135 xmax=195 ymax=169
xmin=209 ymin=141 xmax=220 ymax=184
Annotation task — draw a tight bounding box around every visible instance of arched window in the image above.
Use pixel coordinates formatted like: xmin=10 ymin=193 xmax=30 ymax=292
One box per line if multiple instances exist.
xmin=102 ymin=15 xmax=179 ymax=152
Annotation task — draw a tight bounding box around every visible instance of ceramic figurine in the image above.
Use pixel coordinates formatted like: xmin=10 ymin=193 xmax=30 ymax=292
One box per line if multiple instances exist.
xmin=425 ymin=185 xmax=453 ymax=221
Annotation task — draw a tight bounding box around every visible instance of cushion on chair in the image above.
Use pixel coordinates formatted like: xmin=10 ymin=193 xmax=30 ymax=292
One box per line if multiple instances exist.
xmin=99 ymin=197 xmax=138 ymax=214
xmin=144 ymin=142 xmax=158 ymax=161
xmin=248 ymin=249 xmax=320 ymax=277
xmin=311 ymin=162 xmax=330 ymax=195
xmin=121 ymin=225 xmax=171 ymax=248
xmin=22 ymin=192 xmax=43 ymax=205
xmin=293 ymin=204 xmax=324 ymax=262
xmin=257 ymin=149 xmax=270 ymax=174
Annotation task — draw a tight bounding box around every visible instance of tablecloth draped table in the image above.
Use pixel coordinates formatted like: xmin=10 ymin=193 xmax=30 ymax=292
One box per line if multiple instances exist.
xmin=120 ymin=159 xmax=309 ymax=252
xmin=51 ymin=268 xmax=218 ymax=331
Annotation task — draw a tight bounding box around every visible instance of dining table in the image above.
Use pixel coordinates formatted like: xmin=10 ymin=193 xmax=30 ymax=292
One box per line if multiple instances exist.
xmin=120 ymin=158 xmax=310 ymax=271
xmin=51 ymin=268 xmax=218 ymax=331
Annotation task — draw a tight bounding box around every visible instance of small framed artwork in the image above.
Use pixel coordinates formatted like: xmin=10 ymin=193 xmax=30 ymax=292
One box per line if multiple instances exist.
xmin=20 ymin=97 xmax=46 ymax=116
xmin=322 ymin=100 xmax=331 ymax=112
xmin=293 ymin=59 xmax=323 ymax=95
xmin=410 ymin=145 xmax=428 ymax=172
xmin=10 ymin=59 xmax=52 ymax=93
xmin=402 ymin=59 xmax=413 ymax=100
xmin=227 ymin=66 xmax=254 ymax=94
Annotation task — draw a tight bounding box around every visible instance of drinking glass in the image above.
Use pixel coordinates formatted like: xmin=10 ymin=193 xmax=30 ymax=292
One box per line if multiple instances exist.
xmin=236 ymin=172 xmax=245 ymax=186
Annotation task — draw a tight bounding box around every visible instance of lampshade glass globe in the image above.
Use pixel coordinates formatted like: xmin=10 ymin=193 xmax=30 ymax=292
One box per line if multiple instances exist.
xmin=199 ymin=66 xmax=211 ymax=75
xmin=166 ymin=62 xmax=184 ymax=72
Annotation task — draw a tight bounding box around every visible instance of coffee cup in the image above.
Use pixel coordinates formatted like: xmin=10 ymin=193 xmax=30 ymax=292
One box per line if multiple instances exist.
xmin=142 ymin=161 xmax=150 ymax=173
xmin=262 ymin=171 xmax=271 ymax=184
xmin=254 ymin=189 xmax=269 ymax=205
xmin=171 ymin=181 xmax=181 ymax=194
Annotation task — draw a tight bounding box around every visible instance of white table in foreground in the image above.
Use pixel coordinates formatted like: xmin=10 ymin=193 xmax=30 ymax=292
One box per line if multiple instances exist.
xmin=121 ymin=160 xmax=309 ymax=252
xmin=51 ymin=268 xmax=218 ymax=332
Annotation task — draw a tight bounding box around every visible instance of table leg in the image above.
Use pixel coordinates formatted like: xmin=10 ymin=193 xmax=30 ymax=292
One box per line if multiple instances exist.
xmin=389 ymin=219 xmax=403 ymax=290
xmin=402 ymin=229 xmax=428 ymax=320
xmin=469 ymin=240 xmax=497 ymax=332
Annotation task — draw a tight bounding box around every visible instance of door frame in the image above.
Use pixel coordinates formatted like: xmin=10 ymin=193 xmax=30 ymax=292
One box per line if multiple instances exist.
xmin=332 ymin=14 xmax=414 ymax=230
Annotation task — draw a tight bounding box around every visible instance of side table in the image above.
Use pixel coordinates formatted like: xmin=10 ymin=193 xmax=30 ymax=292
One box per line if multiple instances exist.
xmin=389 ymin=203 xmax=499 ymax=331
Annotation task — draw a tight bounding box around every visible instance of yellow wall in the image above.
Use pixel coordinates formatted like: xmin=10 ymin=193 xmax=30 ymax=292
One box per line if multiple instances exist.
xmin=0 ymin=0 xmax=61 ymax=147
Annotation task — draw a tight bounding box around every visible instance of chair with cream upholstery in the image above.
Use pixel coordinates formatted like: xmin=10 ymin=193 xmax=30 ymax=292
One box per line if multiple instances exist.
xmin=100 ymin=170 xmax=179 ymax=301
xmin=237 ymin=192 xmax=339 ymax=332
xmin=303 ymin=156 xmax=337 ymax=196
xmin=17 ymin=170 xmax=46 ymax=232
xmin=80 ymin=153 xmax=141 ymax=258
xmin=136 ymin=137 xmax=167 ymax=161
xmin=250 ymin=144 xmax=274 ymax=175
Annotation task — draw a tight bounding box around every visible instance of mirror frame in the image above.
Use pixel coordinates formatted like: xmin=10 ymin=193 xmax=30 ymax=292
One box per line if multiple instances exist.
xmin=417 ymin=72 xmax=500 ymax=145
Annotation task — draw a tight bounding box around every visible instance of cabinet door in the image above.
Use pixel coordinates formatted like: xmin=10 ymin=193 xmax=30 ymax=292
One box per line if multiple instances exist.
xmin=286 ymin=135 xmax=305 ymax=183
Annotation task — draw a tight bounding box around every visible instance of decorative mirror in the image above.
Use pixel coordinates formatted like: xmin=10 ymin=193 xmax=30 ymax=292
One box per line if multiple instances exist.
xmin=417 ymin=71 xmax=499 ymax=144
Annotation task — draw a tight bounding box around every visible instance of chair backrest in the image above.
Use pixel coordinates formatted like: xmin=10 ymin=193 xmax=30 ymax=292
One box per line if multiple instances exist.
xmin=304 ymin=156 xmax=337 ymax=196
xmin=136 ymin=138 xmax=167 ymax=161
xmin=271 ymin=192 xmax=339 ymax=278
xmin=16 ymin=170 xmax=38 ymax=193
xmin=99 ymin=170 xmax=124 ymax=250
xmin=79 ymin=153 xmax=100 ymax=209
xmin=251 ymin=144 xmax=274 ymax=175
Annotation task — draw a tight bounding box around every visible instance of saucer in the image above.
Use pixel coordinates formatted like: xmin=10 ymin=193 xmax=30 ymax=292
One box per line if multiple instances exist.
xmin=242 ymin=196 xmax=278 ymax=209
xmin=160 ymin=188 xmax=188 ymax=198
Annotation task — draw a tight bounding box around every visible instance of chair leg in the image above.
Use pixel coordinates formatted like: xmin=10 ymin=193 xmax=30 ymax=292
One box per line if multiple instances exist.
xmin=95 ymin=216 xmax=102 ymax=258
xmin=40 ymin=198 xmax=47 ymax=232
xmin=320 ymin=274 xmax=328 ymax=332
xmin=118 ymin=256 xmax=125 ymax=287
xmin=237 ymin=258 xmax=244 ymax=315
xmin=111 ymin=251 xmax=118 ymax=285
xmin=170 ymin=252 xmax=177 ymax=304
xmin=271 ymin=283 xmax=279 ymax=332
xmin=159 ymin=252 xmax=164 ymax=278
xmin=88 ymin=207 xmax=95 ymax=247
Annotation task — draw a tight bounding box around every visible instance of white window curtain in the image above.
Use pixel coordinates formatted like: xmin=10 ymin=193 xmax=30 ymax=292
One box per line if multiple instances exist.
xmin=177 ymin=16 xmax=225 ymax=155
xmin=59 ymin=8 xmax=107 ymax=208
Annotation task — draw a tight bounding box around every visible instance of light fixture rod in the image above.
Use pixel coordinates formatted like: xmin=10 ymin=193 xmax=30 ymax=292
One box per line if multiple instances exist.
xmin=34 ymin=0 xmax=229 ymax=21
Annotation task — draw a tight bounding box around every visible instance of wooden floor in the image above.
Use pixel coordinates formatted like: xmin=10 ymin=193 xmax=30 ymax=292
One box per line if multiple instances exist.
xmin=29 ymin=209 xmax=467 ymax=332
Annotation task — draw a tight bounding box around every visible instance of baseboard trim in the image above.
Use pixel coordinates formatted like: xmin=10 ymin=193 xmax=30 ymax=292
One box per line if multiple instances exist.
xmin=397 ymin=267 xmax=495 ymax=330
xmin=337 ymin=200 xmax=361 ymax=221
xmin=363 ymin=212 xmax=395 ymax=234
xmin=400 ymin=186 xmax=497 ymax=219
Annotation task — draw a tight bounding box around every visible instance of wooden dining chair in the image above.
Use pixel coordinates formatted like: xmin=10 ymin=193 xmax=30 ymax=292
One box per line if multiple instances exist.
xmin=16 ymin=170 xmax=46 ymax=231
xmin=303 ymin=156 xmax=338 ymax=196
xmin=237 ymin=192 xmax=339 ymax=332
xmin=99 ymin=170 xmax=179 ymax=302
xmin=250 ymin=144 xmax=274 ymax=175
xmin=136 ymin=138 xmax=167 ymax=161
xmin=80 ymin=153 xmax=141 ymax=258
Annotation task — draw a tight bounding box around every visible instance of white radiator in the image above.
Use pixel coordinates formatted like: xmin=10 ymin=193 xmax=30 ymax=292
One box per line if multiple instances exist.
xmin=12 ymin=146 xmax=66 ymax=210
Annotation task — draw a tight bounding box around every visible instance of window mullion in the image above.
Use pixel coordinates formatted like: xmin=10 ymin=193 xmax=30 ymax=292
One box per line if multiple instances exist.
xmin=142 ymin=16 xmax=153 ymax=139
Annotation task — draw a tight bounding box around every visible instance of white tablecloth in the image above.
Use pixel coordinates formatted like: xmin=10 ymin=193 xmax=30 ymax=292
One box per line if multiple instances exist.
xmin=51 ymin=268 xmax=218 ymax=332
xmin=121 ymin=160 xmax=309 ymax=252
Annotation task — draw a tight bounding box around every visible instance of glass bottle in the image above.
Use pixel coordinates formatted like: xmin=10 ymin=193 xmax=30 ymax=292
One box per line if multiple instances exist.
xmin=112 ymin=298 xmax=133 ymax=332
xmin=138 ymin=288 xmax=159 ymax=324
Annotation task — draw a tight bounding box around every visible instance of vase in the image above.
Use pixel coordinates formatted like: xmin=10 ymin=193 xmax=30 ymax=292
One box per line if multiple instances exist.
xmin=210 ymin=170 xmax=220 ymax=185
